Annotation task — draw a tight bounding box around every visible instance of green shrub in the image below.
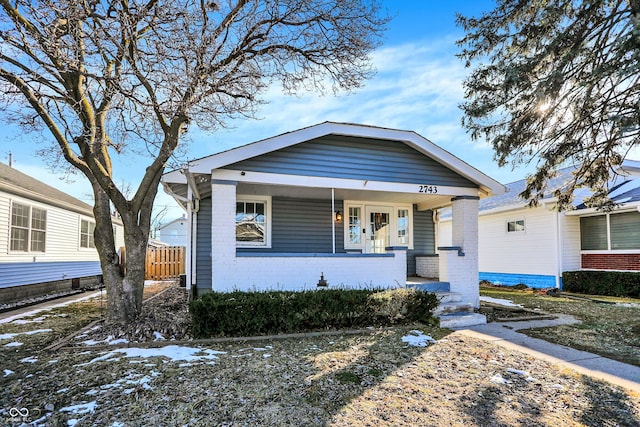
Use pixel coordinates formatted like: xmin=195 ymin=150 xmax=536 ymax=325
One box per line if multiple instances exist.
xmin=190 ymin=288 xmax=439 ymax=338
xmin=562 ymin=270 xmax=640 ymax=298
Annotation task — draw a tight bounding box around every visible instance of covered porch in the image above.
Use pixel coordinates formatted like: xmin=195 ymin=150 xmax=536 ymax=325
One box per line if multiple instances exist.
xmin=161 ymin=122 xmax=505 ymax=320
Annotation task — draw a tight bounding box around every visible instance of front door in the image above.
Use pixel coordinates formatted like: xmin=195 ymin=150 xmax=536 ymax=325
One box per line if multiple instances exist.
xmin=366 ymin=206 xmax=392 ymax=253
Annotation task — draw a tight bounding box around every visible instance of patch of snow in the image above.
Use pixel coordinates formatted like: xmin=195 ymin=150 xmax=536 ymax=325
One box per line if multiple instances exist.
xmin=480 ymin=296 xmax=523 ymax=308
xmin=4 ymin=369 xmax=14 ymax=377
xmin=490 ymin=374 xmax=510 ymax=385
xmin=0 ymin=328 xmax=51 ymax=341
xmin=0 ymin=292 xmax=101 ymax=324
xmin=263 ymin=354 xmax=271 ymax=358
xmin=618 ymin=302 xmax=640 ymax=308
xmin=507 ymin=368 xmax=529 ymax=376
xmin=4 ymin=341 xmax=23 ymax=347
xmin=109 ymin=338 xmax=129 ymax=345
xmin=11 ymin=316 xmax=47 ymax=325
xmin=20 ymin=356 xmax=38 ymax=363
xmin=111 ymin=422 xmax=125 ymax=427
xmin=551 ymin=384 xmax=564 ymax=390
xmin=59 ymin=401 xmax=97 ymax=415
xmin=401 ymin=330 xmax=436 ymax=347
xmin=153 ymin=332 xmax=166 ymax=341
xmin=67 ymin=419 xmax=79 ymax=426
xmin=57 ymin=388 xmax=69 ymax=393
xmin=79 ymin=345 xmax=226 ymax=365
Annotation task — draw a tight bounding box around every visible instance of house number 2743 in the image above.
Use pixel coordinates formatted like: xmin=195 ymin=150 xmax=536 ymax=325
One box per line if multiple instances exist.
xmin=418 ymin=185 xmax=438 ymax=194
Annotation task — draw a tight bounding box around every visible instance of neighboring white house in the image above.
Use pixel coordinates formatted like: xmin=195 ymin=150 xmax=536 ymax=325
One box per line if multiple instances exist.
xmin=0 ymin=162 xmax=125 ymax=302
xmin=437 ymin=160 xmax=640 ymax=289
xmin=157 ymin=216 xmax=188 ymax=247
xmin=161 ymin=122 xmax=505 ymax=326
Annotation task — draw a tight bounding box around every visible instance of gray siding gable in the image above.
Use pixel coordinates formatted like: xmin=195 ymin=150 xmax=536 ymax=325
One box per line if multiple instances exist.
xmin=226 ymin=135 xmax=476 ymax=188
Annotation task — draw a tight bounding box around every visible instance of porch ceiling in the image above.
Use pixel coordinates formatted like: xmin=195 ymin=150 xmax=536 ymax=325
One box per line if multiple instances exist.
xmin=237 ymin=182 xmax=452 ymax=210
xmin=164 ymin=174 xmax=456 ymax=210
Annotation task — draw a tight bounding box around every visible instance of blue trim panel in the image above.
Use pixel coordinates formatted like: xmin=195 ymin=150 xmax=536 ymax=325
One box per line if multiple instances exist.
xmin=0 ymin=261 xmax=101 ymax=288
xmin=480 ymin=272 xmax=558 ymax=289
xmin=236 ymin=252 xmax=394 ymax=258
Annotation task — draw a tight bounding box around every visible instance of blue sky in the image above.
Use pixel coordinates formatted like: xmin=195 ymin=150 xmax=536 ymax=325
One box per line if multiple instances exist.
xmin=2 ymin=0 xmax=534 ymax=222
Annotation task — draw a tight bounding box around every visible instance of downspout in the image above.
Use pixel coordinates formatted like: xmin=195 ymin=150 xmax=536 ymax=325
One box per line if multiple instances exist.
xmin=554 ymin=210 xmax=562 ymax=289
xmin=183 ymin=168 xmax=202 ymax=294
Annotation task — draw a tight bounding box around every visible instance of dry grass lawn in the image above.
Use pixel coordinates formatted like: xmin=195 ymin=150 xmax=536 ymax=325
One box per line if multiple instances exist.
xmin=0 ymin=284 xmax=639 ymax=426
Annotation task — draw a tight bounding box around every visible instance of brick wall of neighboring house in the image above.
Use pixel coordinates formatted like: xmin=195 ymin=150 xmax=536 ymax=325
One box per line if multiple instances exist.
xmin=581 ymin=253 xmax=640 ymax=271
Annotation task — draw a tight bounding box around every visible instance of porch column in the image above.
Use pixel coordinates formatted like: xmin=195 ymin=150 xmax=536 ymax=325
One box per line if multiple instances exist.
xmin=210 ymin=180 xmax=237 ymax=291
xmin=439 ymin=196 xmax=480 ymax=308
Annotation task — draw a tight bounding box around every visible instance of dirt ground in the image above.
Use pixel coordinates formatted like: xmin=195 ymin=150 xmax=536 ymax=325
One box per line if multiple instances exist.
xmin=1 ymin=285 xmax=639 ymax=426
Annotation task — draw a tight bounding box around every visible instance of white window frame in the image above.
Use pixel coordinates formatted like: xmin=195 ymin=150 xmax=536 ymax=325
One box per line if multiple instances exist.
xmin=343 ymin=200 xmax=414 ymax=250
xmin=506 ymin=218 xmax=525 ymax=234
xmin=8 ymin=200 xmax=47 ymax=253
xmin=235 ymin=195 xmax=272 ymax=248
xmin=79 ymin=218 xmax=96 ymax=249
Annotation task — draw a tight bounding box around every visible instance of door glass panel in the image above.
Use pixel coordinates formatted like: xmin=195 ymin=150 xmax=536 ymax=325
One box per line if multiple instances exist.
xmin=397 ymin=209 xmax=409 ymax=245
xmin=369 ymin=211 xmax=390 ymax=253
xmin=348 ymin=207 xmax=361 ymax=245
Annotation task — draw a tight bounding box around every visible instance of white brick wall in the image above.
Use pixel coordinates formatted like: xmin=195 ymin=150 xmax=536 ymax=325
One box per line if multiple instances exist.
xmin=416 ymin=255 xmax=439 ymax=278
xmin=443 ymin=197 xmax=480 ymax=307
xmin=210 ymin=182 xmax=237 ymax=290
xmin=207 ymin=182 xmax=408 ymax=292
xmin=216 ymin=250 xmax=406 ymax=292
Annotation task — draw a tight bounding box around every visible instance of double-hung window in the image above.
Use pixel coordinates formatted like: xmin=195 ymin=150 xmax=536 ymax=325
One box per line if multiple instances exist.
xmin=80 ymin=219 xmax=96 ymax=249
xmin=10 ymin=202 xmax=47 ymax=252
xmin=236 ymin=196 xmax=271 ymax=247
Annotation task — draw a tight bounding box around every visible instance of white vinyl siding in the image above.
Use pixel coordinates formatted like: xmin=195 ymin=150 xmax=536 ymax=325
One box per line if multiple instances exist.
xmin=1 ymin=192 xmax=123 ymax=263
xmin=477 ymin=207 xmax=558 ymax=276
xmin=559 ymin=213 xmax=582 ymax=272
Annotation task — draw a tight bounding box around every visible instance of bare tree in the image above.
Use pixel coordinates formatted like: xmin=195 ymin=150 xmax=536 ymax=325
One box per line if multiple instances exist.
xmin=0 ymin=0 xmax=388 ymax=322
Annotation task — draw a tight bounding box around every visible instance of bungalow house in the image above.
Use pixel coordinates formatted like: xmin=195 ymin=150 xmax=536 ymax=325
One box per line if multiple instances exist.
xmin=436 ymin=160 xmax=640 ymax=288
xmin=0 ymin=162 xmax=124 ymax=303
xmin=161 ymin=122 xmax=505 ymax=326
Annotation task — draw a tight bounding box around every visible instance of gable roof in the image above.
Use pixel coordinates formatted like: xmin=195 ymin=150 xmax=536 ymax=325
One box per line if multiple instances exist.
xmin=164 ymin=121 xmax=505 ymax=197
xmin=0 ymin=162 xmax=94 ymax=216
xmin=477 ymin=161 xmax=640 ymax=214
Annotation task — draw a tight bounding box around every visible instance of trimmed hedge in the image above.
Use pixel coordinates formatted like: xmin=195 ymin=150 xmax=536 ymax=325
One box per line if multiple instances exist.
xmin=190 ymin=288 xmax=439 ymax=338
xmin=562 ymin=270 xmax=640 ymax=298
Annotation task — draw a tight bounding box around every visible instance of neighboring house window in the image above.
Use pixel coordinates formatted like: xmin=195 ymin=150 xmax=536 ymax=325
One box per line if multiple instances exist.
xmin=236 ymin=197 xmax=270 ymax=246
xmin=80 ymin=219 xmax=96 ymax=249
xmin=506 ymin=219 xmax=525 ymax=233
xmin=581 ymin=212 xmax=640 ymax=250
xmin=10 ymin=202 xmax=47 ymax=252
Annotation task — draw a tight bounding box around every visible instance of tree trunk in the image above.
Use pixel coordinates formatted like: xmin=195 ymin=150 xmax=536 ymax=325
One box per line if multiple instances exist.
xmin=92 ymin=184 xmax=147 ymax=323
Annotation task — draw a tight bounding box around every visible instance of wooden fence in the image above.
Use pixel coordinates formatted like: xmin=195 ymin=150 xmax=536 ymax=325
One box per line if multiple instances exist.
xmin=141 ymin=246 xmax=185 ymax=281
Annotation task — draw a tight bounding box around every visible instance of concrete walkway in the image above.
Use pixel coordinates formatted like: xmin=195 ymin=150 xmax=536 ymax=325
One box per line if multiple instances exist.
xmin=453 ymin=316 xmax=640 ymax=394
xmin=0 ymin=290 xmax=104 ymax=324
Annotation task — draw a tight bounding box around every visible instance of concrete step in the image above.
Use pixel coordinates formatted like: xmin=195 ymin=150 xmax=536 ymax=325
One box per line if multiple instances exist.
xmin=434 ymin=291 xmax=462 ymax=304
xmin=434 ymin=302 xmax=474 ymax=316
xmin=438 ymin=312 xmax=487 ymax=328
